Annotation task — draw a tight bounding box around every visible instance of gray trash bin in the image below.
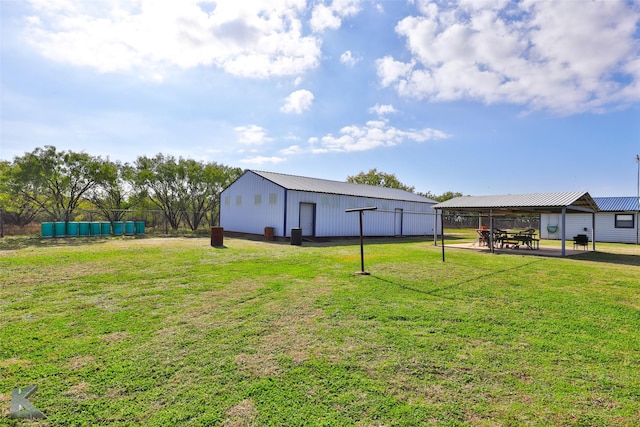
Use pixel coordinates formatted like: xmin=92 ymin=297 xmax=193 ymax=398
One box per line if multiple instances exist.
xmin=291 ymin=228 xmax=302 ymax=246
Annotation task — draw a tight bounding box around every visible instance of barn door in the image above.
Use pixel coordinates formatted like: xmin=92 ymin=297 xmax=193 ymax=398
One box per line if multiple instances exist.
xmin=394 ymin=208 xmax=403 ymax=236
xmin=299 ymin=203 xmax=316 ymax=237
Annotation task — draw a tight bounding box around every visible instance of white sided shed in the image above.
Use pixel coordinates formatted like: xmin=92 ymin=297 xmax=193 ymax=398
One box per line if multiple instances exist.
xmin=220 ymin=170 xmax=439 ymax=238
xmin=541 ymin=197 xmax=639 ymax=244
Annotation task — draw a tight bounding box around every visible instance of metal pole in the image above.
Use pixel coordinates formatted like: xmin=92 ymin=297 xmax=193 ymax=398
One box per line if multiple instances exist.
xmin=561 ymin=207 xmax=566 ymax=256
xmin=592 ymin=211 xmax=596 ymax=252
xmin=636 ymin=154 xmax=639 ymax=245
xmin=489 ymin=209 xmax=494 ymax=253
xmin=345 ymin=206 xmax=376 ymax=275
xmin=359 ymin=211 xmax=365 ymax=273
xmin=441 ymin=210 xmax=445 ymax=262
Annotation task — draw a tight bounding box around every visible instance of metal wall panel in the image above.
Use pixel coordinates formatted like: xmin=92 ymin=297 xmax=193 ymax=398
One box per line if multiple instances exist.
xmin=541 ymin=213 xmax=638 ymax=243
xmin=221 ymin=171 xmax=440 ymax=238
xmin=220 ymin=172 xmax=286 ymax=236
xmin=285 ymin=190 xmax=437 ymax=237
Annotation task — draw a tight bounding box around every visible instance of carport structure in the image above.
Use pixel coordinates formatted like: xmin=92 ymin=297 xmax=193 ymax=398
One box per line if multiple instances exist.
xmin=433 ymin=192 xmax=600 ymax=258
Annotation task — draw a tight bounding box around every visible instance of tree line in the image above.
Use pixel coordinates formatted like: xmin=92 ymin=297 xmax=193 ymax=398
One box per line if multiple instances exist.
xmin=0 ymin=146 xmax=243 ymax=234
xmin=0 ymin=147 xmax=462 ymax=237
xmin=346 ymin=168 xmax=463 ymax=201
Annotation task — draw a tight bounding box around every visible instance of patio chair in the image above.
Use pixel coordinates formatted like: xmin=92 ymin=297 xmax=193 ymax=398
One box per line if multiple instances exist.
xmin=573 ymin=234 xmax=589 ymax=250
xmin=477 ymin=229 xmax=491 ymax=246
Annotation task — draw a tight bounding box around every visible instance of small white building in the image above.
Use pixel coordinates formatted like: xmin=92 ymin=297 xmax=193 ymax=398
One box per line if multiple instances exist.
xmin=541 ymin=197 xmax=639 ymax=244
xmin=220 ymin=170 xmax=439 ymax=239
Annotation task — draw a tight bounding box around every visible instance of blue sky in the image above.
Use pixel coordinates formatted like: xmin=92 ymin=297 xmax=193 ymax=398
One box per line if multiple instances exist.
xmin=1 ymin=0 xmax=639 ymax=197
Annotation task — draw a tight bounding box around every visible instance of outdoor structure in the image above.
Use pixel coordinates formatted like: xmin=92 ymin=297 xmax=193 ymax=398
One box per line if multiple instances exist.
xmin=541 ymin=197 xmax=639 ymax=244
xmin=433 ymin=192 xmax=600 ymax=257
xmin=220 ymin=170 xmax=439 ymax=239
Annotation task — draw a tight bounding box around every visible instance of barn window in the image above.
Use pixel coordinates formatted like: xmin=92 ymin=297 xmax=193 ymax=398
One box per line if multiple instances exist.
xmin=236 ymin=195 xmax=242 ymax=206
xmin=269 ymin=193 xmax=277 ymax=204
xmin=615 ymin=214 xmax=634 ymax=228
xmin=224 ymin=196 xmax=230 ymax=206
xmin=254 ymin=194 xmax=262 ymax=205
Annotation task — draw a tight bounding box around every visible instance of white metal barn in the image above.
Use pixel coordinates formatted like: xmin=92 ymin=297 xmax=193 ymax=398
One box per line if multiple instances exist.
xmin=541 ymin=197 xmax=639 ymax=244
xmin=220 ymin=170 xmax=439 ymax=239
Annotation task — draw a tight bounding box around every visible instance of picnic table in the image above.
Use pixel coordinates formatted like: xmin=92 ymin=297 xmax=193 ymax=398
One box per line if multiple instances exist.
xmin=495 ymin=228 xmax=539 ymax=249
xmin=476 ymin=228 xmax=540 ymax=250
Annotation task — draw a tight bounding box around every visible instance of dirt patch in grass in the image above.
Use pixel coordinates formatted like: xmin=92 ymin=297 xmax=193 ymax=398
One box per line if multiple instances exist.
xmin=67 ymin=355 xmax=96 ymax=370
xmin=101 ymin=331 xmax=130 ymax=343
xmin=65 ymin=381 xmax=93 ymax=400
xmin=223 ymin=399 xmax=259 ymax=426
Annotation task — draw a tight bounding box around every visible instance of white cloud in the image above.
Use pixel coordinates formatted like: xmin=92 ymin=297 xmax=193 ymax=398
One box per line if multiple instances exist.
xmin=240 ymin=155 xmax=286 ymax=165
xmin=308 ymin=119 xmax=449 ymax=153
xmin=369 ymin=104 xmax=397 ymax=116
xmin=310 ymin=0 xmax=361 ymax=32
xmin=281 ymin=89 xmax=314 ymax=114
xmin=280 ymin=145 xmax=305 ymax=155
xmin=340 ymin=50 xmax=361 ymax=67
xmin=378 ymin=0 xmax=640 ymax=114
xmin=234 ymin=125 xmax=272 ymax=145
xmin=23 ymin=0 xmax=323 ymax=79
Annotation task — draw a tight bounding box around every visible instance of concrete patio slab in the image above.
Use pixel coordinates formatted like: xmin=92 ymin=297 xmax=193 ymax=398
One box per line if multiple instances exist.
xmin=444 ymin=242 xmax=592 ymax=257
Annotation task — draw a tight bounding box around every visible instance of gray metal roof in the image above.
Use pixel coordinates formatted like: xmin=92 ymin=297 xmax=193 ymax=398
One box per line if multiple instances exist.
xmin=594 ymin=197 xmax=640 ymax=212
xmin=250 ymin=170 xmax=437 ymax=204
xmin=433 ymin=191 xmax=599 ymax=213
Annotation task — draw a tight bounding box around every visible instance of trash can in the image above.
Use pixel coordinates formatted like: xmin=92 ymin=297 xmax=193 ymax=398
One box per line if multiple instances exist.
xmin=211 ymin=227 xmax=224 ymax=247
xmin=291 ymin=228 xmax=302 ymax=246
xmin=264 ymin=227 xmax=274 ymax=241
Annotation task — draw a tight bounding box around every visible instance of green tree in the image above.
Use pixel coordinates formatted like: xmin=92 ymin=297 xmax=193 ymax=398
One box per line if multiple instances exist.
xmin=0 ymin=160 xmax=42 ymax=232
xmin=134 ymin=154 xmax=241 ymax=231
xmin=84 ymin=159 xmax=138 ymax=223
xmin=346 ymin=168 xmax=415 ymax=192
xmin=134 ymin=154 xmax=184 ymax=230
xmin=180 ymin=160 xmax=242 ymax=230
xmin=10 ymin=146 xmax=105 ymax=222
xmin=420 ymin=191 xmax=464 ymax=202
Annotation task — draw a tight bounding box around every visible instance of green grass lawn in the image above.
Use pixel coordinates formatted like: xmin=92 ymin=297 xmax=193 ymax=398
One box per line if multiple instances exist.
xmin=1 ymin=236 xmax=639 ymax=426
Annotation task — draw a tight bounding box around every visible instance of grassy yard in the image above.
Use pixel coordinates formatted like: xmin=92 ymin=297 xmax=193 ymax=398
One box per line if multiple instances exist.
xmin=1 ymin=236 xmax=639 ymax=426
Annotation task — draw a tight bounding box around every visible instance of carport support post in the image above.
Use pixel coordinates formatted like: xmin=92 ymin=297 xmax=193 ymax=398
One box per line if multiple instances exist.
xmin=592 ymin=211 xmax=596 ymax=251
xmin=433 ymin=211 xmax=438 ymax=246
xmin=441 ymin=210 xmax=445 ymax=262
xmin=489 ymin=209 xmax=494 ymax=253
xmin=561 ymin=207 xmax=566 ymax=257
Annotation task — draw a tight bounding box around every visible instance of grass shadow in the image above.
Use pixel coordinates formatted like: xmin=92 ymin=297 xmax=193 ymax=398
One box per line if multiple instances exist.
xmin=570 ymin=251 xmax=640 ymax=267
xmin=372 ymin=259 xmax=545 ymax=300
xmin=0 ymin=236 xmax=144 ymax=251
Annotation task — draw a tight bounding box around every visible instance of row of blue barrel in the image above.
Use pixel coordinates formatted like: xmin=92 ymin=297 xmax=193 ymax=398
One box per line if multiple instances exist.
xmin=41 ymin=221 xmax=145 ymax=238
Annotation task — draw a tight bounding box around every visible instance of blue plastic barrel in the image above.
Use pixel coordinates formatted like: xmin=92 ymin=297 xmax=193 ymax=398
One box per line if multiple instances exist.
xmin=54 ymin=222 xmax=66 ymax=237
xmin=135 ymin=221 xmax=145 ymax=235
xmin=78 ymin=222 xmax=90 ymax=237
xmin=101 ymin=222 xmax=111 ymax=236
xmin=113 ymin=221 xmax=124 ymax=235
xmin=90 ymin=222 xmax=101 ymax=236
xmin=124 ymin=221 xmax=135 ymax=235
xmin=41 ymin=222 xmax=54 ymax=238
xmin=66 ymin=222 xmax=79 ymax=237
